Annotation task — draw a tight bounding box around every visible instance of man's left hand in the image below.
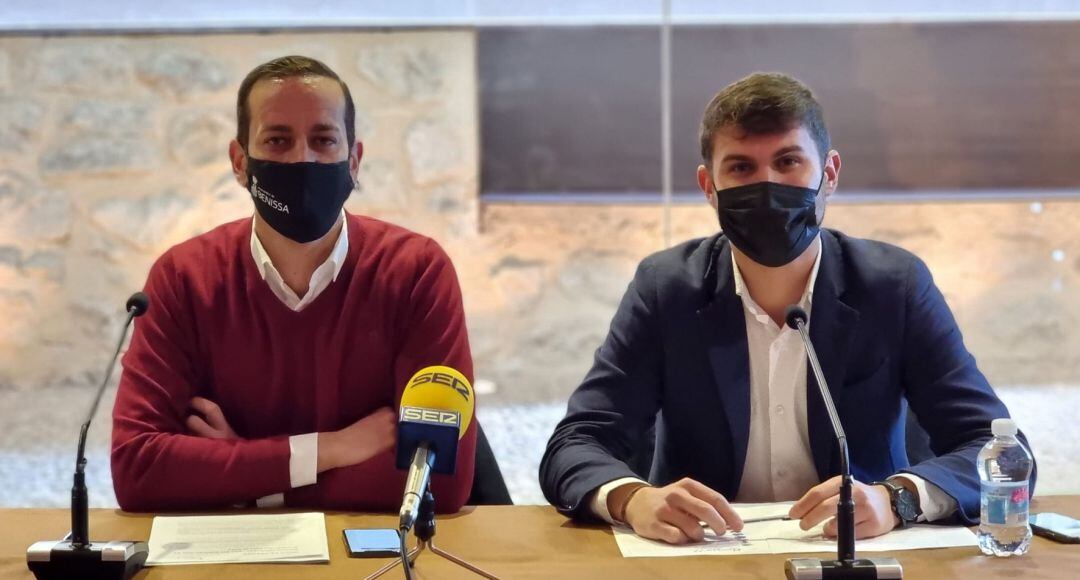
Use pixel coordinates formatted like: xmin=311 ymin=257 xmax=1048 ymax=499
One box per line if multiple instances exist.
xmin=185 ymin=397 xmax=240 ymax=440
xmin=788 ymin=476 xmax=899 ymax=539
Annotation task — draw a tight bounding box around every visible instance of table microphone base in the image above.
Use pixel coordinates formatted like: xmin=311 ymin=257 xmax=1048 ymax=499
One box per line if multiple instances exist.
xmin=366 ymin=537 xmax=500 ymax=580
xmin=786 ymin=557 xmax=903 ymax=579
xmin=27 ymin=539 xmax=148 ymax=580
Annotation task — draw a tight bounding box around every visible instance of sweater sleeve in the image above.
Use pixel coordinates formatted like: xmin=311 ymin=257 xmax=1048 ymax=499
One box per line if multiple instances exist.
xmin=110 ymin=252 xmax=293 ymax=511
xmin=284 ymin=238 xmax=477 ymax=512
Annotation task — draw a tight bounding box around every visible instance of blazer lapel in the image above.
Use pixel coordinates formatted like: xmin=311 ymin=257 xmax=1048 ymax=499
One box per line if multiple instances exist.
xmin=806 ymin=231 xmax=861 ymax=481
xmin=697 ymin=240 xmax=751 ymax=497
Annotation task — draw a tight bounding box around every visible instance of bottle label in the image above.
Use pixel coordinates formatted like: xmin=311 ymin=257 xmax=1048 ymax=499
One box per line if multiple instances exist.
xmin=981 ymin=482 xmax=1029 ymax=526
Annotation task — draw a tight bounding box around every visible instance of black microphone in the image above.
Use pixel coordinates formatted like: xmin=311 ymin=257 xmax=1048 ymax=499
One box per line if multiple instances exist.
xmin=27 ymin=292 xmax=151 ymax=580
xmin=783 ymin=305 xmax=903 ymax=580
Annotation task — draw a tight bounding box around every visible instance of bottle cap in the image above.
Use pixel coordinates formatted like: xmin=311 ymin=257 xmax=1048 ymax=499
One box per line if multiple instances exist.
xmin=991 ymin=418 xmax=1018 ymax=437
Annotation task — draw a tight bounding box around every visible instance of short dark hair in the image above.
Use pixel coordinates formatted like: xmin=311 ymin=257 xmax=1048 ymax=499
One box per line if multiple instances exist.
xmin=235 ymin=55 xmax=356 ymax=150
xmin=699 ymin=72 xmax=829 ymax=167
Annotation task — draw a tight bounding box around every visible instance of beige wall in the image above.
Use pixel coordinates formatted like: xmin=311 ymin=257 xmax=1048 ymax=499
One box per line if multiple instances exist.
xmin=1 ymin=31 xmax=1077 ymax=403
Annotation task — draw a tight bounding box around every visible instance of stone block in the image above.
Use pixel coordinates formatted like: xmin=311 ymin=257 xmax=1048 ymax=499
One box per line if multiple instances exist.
xmin=40 ymin=136 xmax=161 ymax=174
xmin=0 ymin=98 xmax=46 ymax=152
xmin=0 ymin=171 xmax=72 ymax=244
xmin=167 ymin=108 xmax=233 ymax=166
xmin=35 ymin=43 xmax=130 ymax=92
xmin=91 ymin=191 xmax=195 ymax=250
xmin=356 ymin=43 xmax=444 ymax=100
xmin=0 ymin=49 xmax=10 ymax=90
xmin=405 ymin=118 xmax=462 ymax=184
xmin=136 ymin=48 xmax=229 ymax=97
xmin=61 ymin=100 xmax=153 ymax=136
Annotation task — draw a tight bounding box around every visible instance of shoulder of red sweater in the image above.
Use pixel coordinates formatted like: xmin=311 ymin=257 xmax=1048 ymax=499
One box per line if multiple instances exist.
xmin=152 ymin=217 xmax=252 ymax=273
xmin=346 ymin=212 xmax=449 ymax=259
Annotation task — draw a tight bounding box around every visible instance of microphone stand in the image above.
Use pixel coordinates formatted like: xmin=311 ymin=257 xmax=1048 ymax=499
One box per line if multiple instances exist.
xmin=784 ymin=305 xmax=903 ymax=580
xmin=367 ymin=491 xmax=500 ymax=580
xmin=27 ymin=294 xmax=150 ymax=580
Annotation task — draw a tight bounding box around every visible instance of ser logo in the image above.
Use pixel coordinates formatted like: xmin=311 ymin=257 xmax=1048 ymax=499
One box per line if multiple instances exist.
xmin=408 ymin=371 xmax=471 ymax=401
xmin=401 ymin=406 xmax=461 ymax=427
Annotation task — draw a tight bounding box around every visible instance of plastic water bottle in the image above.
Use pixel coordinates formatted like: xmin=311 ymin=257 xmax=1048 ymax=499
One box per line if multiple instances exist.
xmin=977 ymin=418 xmax=1033 ymax=557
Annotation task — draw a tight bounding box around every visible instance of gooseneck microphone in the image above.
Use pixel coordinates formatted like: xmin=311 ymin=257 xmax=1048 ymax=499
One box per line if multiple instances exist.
xmin=783 ymin=305 xmax=903 ymax=580
xmin=27 ymin=292 xmax=151 ymax=580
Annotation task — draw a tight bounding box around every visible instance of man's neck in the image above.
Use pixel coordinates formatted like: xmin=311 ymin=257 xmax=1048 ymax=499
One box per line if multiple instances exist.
xmin=254 ymin=213 xmax=344 ymax=297
xmin=734 ymin=237 xmax=820 ymax=327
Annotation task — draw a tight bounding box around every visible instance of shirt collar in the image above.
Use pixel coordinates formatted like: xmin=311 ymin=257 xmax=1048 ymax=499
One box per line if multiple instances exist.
xmin=250 ymin=210 xmax=349 ymax=282
xmin=731 ymin=236 xmax=823 ymax=313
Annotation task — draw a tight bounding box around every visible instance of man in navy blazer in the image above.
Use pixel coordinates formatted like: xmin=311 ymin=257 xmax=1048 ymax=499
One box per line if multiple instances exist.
xmin=539 ymin=72 xmax=1032 ymax=544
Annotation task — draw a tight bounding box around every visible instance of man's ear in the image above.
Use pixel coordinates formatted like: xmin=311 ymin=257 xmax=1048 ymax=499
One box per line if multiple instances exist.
xmin=822 ymin=149 xmax=841 ymax=200
xmin=697 ymin=164 xmax=717 ymax=210
xmin=350 ymin=141 xmax=363 ymax=182
xmin=228 ymin=140 xmax=248 ymax=188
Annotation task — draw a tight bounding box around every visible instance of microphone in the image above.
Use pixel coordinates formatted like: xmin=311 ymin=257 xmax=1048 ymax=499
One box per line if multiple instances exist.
xmin=396 ymin=365 xmax=475 ymax=533
xmin=26 ymin=292 xmax=151 ymax=580
xmin=783 ymin=305 xmax=903 ymax=580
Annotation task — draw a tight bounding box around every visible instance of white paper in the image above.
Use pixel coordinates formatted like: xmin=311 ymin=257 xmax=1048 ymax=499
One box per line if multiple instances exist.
xmin=146 ymin=512 xmax=330 ymax=566
xmin=613 ymin=502 xmax=978 ymax=558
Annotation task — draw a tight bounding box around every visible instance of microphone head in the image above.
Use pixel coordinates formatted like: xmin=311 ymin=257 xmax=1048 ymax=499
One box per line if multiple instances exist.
xmin=399 ymin=365 xmax=474 ymax=439
xmin=396 ymin=366 xmax=475 ymax=475
xmin=126 ymin=292 xmax=150 ymax=317
xmin=784 ymin=305 xmax=808 ymax=330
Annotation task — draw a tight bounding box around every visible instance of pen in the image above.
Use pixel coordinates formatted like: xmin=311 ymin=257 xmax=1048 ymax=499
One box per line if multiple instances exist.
xmin=701 ymin=515 xmax=793 ymax=528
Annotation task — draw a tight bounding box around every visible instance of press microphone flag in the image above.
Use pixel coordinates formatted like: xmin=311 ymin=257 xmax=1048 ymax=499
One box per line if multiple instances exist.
xmin=396 ymin=365 xmax=475 ymax=532
xmin=396 ymin=365 xmax=474 ymax=474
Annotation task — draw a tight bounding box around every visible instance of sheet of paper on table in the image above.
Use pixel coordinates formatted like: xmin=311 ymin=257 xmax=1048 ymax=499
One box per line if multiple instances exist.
xmin=146 ymin=512 xmax=330 ymax=566
xmin=613 ymin=502 xmax=978 ymax=558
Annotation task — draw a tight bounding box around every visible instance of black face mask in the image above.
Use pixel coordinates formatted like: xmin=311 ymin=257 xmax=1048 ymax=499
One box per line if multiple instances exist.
xmin=245 ymin=156 xmax=354 ymax=244
xmin=714 ymin=176 xmax=823 ymax=267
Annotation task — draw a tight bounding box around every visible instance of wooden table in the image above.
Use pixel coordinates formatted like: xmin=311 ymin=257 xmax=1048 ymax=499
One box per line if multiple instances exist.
xmin=3 ymin=497 xmax=1078 ymax=579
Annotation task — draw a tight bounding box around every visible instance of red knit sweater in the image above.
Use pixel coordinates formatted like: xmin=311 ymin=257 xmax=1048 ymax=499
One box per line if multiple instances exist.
xmin=111 ymin=213 xmax=476 ymax=512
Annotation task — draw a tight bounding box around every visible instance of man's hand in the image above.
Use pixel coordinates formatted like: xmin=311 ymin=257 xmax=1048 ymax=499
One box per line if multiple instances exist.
xmin=186 ymin=397 xmax=240 ymax=440
xmin=621 ymin=478 xmax=744 ymax=544
xmin=789 ymin=476 xmax=899 ymax=539
xmin=317 ymin=407 xmax=397 ymax=473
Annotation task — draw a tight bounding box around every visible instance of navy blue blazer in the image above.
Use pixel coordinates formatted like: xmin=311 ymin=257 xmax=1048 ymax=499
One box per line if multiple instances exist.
xmin=540 ymin=229 xmax=1032 ymax=524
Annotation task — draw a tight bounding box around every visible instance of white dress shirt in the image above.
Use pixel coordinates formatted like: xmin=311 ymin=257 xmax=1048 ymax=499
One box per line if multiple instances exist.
xmin=250 ymin=213 xmax=348 ymax=507
xmin=590 ymin=237 xmax=957 ymax=524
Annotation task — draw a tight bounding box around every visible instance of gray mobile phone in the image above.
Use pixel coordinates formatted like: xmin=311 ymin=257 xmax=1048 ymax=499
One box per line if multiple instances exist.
xmin=1031 ymin=512 xmax=1080 ymax=544
xmin=343 ymin=528 xmax=403 ymax=558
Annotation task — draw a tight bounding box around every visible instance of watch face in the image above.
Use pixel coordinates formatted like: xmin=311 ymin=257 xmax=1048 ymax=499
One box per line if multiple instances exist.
xmin=895 ymin=488 xmax=920 ymax=522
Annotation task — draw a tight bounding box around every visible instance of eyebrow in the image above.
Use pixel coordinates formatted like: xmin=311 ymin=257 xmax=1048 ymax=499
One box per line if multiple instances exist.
xmin=260 ymin=123 xmax=342 ymax=134
xmin=719 ymin=153 xmax=755 ymax=164
xmin=262 ymin=124 xmax=293 ymax=134
xmin=720 ymin=146 xmax=807 ymax=165
xmin=310 ymin=123 xmax=342 ymax=133
xmin=772 ymin=145 xmax=805 ymax=158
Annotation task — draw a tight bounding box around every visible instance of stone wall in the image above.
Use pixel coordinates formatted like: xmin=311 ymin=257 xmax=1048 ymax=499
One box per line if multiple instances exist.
xmin=0 ymin=31 xmax=478 ymax=391
xmin=471 ymin=200 xmax=1080 ymax=403
xmin=1 ymin=31 xmax=1077 ymax=405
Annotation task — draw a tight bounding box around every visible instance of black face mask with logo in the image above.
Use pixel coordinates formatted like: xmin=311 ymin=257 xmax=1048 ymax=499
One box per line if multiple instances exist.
xmin=245 ymin=156 xmax=354 ymax=244
xmin=714 ymin=175 xmax=824 ymax=268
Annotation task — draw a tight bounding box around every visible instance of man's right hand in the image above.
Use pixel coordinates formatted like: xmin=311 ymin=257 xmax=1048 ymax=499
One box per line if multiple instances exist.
xmin=317 ymin=407 xmax=397 ymax=473
xmin=621 ymin=478 xmax=744 ymax=544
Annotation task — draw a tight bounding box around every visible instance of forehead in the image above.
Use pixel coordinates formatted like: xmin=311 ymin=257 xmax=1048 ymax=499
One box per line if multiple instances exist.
xmin=712 ymin=124 xmax=818 ymax=161
xmin=247 ymin=75 xmax=346 ymax=127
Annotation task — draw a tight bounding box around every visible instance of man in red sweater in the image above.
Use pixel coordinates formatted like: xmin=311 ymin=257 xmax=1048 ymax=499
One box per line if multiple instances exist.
xmin=110 ymin=56 xmax=477 ymax=512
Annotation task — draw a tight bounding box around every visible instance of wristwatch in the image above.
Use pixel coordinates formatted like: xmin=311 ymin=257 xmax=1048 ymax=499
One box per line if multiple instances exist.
xmin=873 ymin=479 xmax=922 ymax=528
